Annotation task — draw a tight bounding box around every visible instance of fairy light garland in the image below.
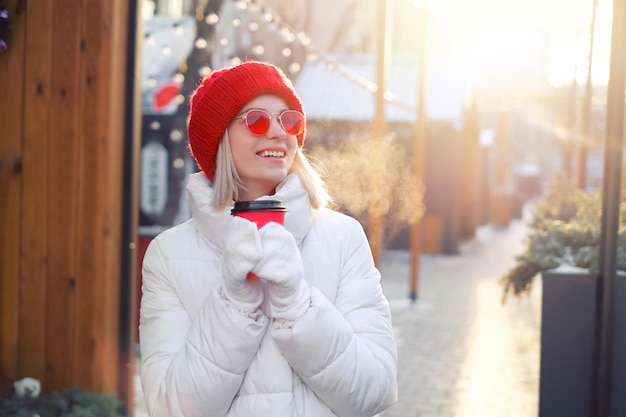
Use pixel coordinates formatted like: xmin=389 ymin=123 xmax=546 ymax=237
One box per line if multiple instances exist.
xmin=142 ymin=0 xmax=394 ymax=107
xmin=238 ymin=0 xmax=393 ymax=98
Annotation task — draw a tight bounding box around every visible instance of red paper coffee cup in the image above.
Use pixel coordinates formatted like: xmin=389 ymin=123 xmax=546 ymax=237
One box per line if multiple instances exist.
xmin=231 ymin=200 xmax=286 ymax=279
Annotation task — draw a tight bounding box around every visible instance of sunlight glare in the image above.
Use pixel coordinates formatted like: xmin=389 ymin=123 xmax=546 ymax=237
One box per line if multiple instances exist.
xmin=426 ymin=0 xmax=611 ymax=87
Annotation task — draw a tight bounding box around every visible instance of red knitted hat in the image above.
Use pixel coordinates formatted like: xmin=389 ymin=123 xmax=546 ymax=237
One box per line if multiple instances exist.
xmin=187 ymin=61 xmax=305 ymax=181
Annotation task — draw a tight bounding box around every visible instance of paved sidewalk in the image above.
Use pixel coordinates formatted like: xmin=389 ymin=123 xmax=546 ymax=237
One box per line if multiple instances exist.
xmin=134 ymin=218 xmax=542 ymax=417
xmin=380 ymin=219 xmax=541 ymax=417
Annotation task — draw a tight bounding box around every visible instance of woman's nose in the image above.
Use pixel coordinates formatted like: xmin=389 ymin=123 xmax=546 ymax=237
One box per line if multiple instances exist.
xmin=266 ymin=114 xmax=287 ymax=139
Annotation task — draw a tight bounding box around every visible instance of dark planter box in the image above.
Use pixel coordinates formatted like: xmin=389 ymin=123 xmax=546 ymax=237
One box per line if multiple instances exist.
xmin=540 ymin=266 xmax=626 ymax=417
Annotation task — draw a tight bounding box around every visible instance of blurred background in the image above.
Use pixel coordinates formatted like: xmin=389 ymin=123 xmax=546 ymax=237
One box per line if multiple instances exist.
xmin=137 ymin=0 xmax=610 ymax=258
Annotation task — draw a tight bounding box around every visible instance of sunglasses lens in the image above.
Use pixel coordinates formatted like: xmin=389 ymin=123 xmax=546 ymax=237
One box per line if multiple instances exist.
xmin=245 ymin=110 xmax=271 ymax=135
xmin=280 ymin=111 xmax=305 ymax=135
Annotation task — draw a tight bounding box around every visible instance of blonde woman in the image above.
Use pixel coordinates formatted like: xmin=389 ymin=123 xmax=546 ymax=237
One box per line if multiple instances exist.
xmin=139 ymin=61 xmax=398 ymax=417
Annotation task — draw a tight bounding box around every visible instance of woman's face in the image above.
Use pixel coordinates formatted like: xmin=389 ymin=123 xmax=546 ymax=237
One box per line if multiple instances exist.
xmin=227 ymin=95 xmax=299 ymax=200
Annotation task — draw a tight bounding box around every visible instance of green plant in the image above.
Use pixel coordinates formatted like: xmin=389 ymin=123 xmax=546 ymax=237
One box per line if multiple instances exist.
xmin=0 ymin=385 xmax=128 ymax=417
xmin=500 ymin=171 xmax=626 ymax=302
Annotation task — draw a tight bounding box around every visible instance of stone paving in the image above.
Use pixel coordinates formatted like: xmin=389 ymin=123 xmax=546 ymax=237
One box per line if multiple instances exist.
xmin=133 ymin=218 xmax=542 ymax=417
xmin=380 ymin=219 xmax=541 ymax=417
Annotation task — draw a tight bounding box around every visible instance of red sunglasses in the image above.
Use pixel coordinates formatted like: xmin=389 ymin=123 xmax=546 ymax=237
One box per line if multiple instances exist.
xmin=237 ymin=109 xmax=305 ymax=136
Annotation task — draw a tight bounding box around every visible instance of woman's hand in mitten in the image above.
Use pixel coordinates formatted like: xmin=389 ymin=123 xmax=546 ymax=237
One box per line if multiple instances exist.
xmin=221 ymin=216 xmax=264 ymax=313
xmin=254 ymin=222 xmax=311 ymax=322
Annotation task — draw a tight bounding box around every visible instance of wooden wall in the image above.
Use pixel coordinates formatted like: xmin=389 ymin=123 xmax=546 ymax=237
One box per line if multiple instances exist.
xmin=0 ymin=0 xmax=137 ymax=407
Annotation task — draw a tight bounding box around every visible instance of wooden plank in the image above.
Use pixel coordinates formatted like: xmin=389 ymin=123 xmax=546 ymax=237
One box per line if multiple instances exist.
xmin=74 ymin=0 xmax=105 ymax=392
xmin=44 ymin=0 xmax=82 ymax=392
xmin=0 ymin=0 xmax=26 ymax=392
xmin=101 ymin=0 xmax=127 ymax=395
xmin=74 ymin=0 xmax=129 ymax=395
xmin=19 ymin=0 xmax=54 ymax=383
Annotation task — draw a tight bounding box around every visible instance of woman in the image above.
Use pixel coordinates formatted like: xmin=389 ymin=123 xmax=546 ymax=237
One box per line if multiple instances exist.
xmin=139 ymin=60 xmax=398 ymax=417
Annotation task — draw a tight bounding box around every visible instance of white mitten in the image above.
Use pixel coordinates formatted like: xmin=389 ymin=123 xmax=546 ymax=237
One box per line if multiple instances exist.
xmin=254 ymin=222 xmax=310 ymax=322
xmin=221 ymin=216 xmax=264 ymax=313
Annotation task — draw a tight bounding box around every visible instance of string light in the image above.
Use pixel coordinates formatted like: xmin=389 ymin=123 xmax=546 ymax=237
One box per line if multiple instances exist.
xmin=205 ymin=13 xmax=219 ymax=25
xmin=137 ymin=0 xmax=396 ymax=100
xmin=172 ymin=158 xmax=185 ymax=169
xmin=199 ymin=66 xmax=212 ymax=77
xmin=170 ymin=129 xmax=183 ymax=142
xmin=228 ymin=0 xmax=368 ymax=90
xmin=173 ymin=24 xmax=184 ymax=36
xmin=288 ymin=62 xmax=301 ymax=73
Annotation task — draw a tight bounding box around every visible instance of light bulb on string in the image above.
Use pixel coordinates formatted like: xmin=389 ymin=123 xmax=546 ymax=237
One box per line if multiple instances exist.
xmin=288 ymin=62 xmax=301 ymax=74
xmin=232 ymin=17 xmax=242 ymax=27
xmin=194 ymin=38 xmax=208 ymax=49
xmin=173 ymin=73 xmax=185 ymax=83
xmin=161 ymin=45 xmax=172 ymax=55
xmin=220 ymin=37 xmax=230 ymax=47
xmin=252 ymin=45 xmax=265 ymax=55
xmin=173 ymin=24 xmax=184 ymax=36
xmin=170 ymin=129 xmax=183 ymax=142
xmin=282 ymin=47 xmax=292 ymax=57
xmin=205 ymin=13 xmax=219 ymax=25
xmin=145 ymin=36 xmax=155 ymax=46
xmin=172 ymin=158 xmax=185 ymax=170
xmin=365 ymin=80 xmax=377 ymax=92
xmin=249 ymin=21 xmax=259 ymax=32
xmin=263 ymin=12 xmax=272 ymax=22
xmin=199 ymin=66 xmax=212 ymax=77
xmin=236 ymin=0 xmax=248 ymax=11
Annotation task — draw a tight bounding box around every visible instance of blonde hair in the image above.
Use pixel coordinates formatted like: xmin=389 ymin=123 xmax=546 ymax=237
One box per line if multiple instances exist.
xmin=210 ymin=131 xmax=330 ymax=210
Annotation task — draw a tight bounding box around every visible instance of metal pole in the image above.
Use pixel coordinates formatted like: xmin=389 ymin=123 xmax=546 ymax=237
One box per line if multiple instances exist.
xmin=368 ymin=0 xmax=392 ymax=267
xmin=409 ymin=1 xmax=427 ymax=302
xmin=118 ymin=0 xmax=141 ymax=409
xmin=578 ymin=0 xmax=599 ymax=189
xmin=566 ymin=75 xmax=577 ymax=177
xmin=592 ymin=0 xmax=626 ymax=415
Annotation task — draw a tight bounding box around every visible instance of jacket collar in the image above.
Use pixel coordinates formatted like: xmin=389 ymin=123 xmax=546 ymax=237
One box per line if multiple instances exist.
xmin=187 ymin=172 xmax=314 ymax=252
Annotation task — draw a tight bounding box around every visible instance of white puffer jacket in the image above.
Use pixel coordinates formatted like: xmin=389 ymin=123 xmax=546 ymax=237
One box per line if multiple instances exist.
xmin=139 ymin=172 xmax=398 ymax=417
